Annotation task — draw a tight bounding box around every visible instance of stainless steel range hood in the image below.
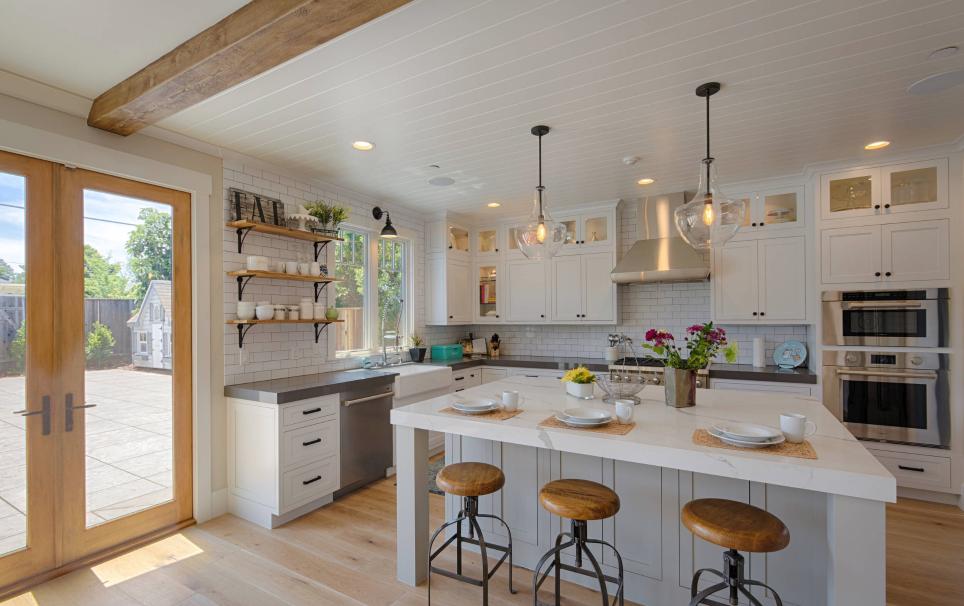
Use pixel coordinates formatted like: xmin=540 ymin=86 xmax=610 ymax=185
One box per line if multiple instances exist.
xmin=611 ymin=192 xmax=710 ymax=284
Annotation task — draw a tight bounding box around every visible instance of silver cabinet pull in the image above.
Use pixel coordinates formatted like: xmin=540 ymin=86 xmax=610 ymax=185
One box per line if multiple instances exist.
xmin=65 ymin=393 xmax=96 ymax=432
xmin=343 ymin=391 xmax=393 ymax=407
xmin=14 ymin=395 xmax=51 ymax=436
xmin=835 ymin=369 xmax=937 ymax=379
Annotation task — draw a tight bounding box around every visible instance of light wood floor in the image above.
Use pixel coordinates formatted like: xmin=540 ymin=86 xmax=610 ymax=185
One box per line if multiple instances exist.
xmin=2 ymin=477 xmax=962 ymax=606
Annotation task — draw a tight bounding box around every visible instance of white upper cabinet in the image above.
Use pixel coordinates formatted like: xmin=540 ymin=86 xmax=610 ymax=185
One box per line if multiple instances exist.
xmin=552 ymin=208 xmax=616 ymax=254
xmin=731 ymin=186 xmax=805 ymax=236
xmin=582 ymin=252 xmax=616 ymax=322
xmin=474 ymin=227 xmax=502 ymax=257
xmin=550 ymin=252 xmax=616 ymax=323
xmin=447 ymin=225 xmax=470 ymax=257
xmin=821 ymin=159 xmax=947 ymax=221
xmin=505 ymin=259 xmax=548 ymax=322
xmin=550 ymin=256 xmax=582 ymax=321
xmin=821 ymin=220 xmax=949 ymax=284
xmin=425 ymin=256 xmax=471 ymax=325
xmin=474 ymin=261 xmax=502 ymax=323
xmin=713 ymin=236 xmax=806 ymax=324
xmin=427 ymin=220 xmax=471 ymax=258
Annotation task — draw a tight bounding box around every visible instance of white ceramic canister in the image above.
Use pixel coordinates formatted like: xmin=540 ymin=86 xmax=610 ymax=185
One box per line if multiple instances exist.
xmin=274 ymin=305 xmax=287 ymax=320
xmin=300 ymin=298 xmax=314 ymax=320
xmin=288 ymin=306 xmax=300 ymax=321
xmin=309 ymin=261 xmax=322 ymax=276
xmin=236 ymin=301 xmax=256 ymax=321
xmin=313 ymin=302 xmax=326 ymax=320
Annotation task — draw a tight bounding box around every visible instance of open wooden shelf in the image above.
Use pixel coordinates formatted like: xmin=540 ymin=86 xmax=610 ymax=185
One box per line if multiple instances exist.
xmin=226 ymin=319 xmax=343 ymax=325
xmin=226 ymin=220 xmax=343 ymax=243
xmin=227 ymin=269 xmax=339 ymax=283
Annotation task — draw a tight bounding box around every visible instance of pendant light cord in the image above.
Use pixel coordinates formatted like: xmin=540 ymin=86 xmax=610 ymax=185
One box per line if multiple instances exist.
xmin=705 ymin=92 xmax=712 ymax=186
xmin=537 ymin=132 xmax=545 ymax=219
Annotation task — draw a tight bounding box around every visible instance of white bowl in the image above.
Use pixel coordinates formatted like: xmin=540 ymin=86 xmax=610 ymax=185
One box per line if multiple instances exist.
xmin=236 ymin=302 xmax=256 ymax=321
xmin=255 ymin=305 xmax=275 ymax=320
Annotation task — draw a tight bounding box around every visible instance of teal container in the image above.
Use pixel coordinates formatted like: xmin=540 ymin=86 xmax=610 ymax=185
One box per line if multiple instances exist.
xmin=431 ymin=344 xmax=464 ymax=361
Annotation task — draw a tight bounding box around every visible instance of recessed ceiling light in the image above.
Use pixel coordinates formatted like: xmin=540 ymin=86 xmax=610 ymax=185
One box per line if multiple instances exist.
xmin=929 ymin=46 xmax=959 ymax=60
xmin=352 ymin=140 xmax=374 ymax=151
xmin=428 ymin=176 xmax=455 ymax=186
xmin=487 ymin=202 xmax=501 ymax=208
xmin=637 ymin=178 xmax=656 ymax=185
xmin=908 ymin=68 xmax=964 ymax=95
xmin=864 ymin=141 xmax=891 ymax=150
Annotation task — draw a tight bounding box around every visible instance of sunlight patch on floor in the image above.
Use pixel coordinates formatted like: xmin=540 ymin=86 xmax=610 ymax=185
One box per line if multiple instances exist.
xmin=90 ymin=533 xmax=202 ymax=587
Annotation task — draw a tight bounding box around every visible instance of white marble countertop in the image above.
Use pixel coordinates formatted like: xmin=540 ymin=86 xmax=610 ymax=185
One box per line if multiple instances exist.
xmin=391 ymin=375 xmax=896 ymax=502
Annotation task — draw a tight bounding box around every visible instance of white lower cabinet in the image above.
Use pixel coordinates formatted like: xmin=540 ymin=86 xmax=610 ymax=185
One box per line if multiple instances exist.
xmin=506 ymin=259 xmax=548 ymax=322
xmin=821 ymin=219 xmax=949 ymax=284
xmin=866 ymin=448 xmax=951 ymax=492
xmin=480 ymin=367 xmax=508 ymax=383
xmin=713 ymin=236 xmax=806 ymax=323
xmin=711 ymin=378 xmax=813 ymax=396
xmin=446 ymin=435 xmax=826 ymax=606
xmin=227 ymin=394 xmax=339 ymax=529
xmin=450 ymin=368 xmax=482 ymax=393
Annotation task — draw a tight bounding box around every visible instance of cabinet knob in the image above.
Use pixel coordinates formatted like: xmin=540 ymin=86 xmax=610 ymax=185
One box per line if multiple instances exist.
xmin=495 ymin=314 xmax=500 ymax=318
xmin=874 ymin=204 xmax=881 ymax=210
xmin=752 ymin=312 xmax=758 ymax=316
xmin=495 ymin=248 xmax=499 ymax=252
xmin=874 ymin=272 xmax=881 ymax=277
xmin=448 ymin=245 xmax=453 ymax=249
xmin=540 ymin=314 xmax=545 ymax=318
xmin=751 ymin=222 xmax=757 ymax=227
xmin=884 ymin=204 xmax=891 ymax=209
xmin=448 ymin=315 xmax=454 ymax=319
xmin=885 ymin=271 xmax=892 ymax=277
xmin=759 ymin=311 xmax=765 ymax=316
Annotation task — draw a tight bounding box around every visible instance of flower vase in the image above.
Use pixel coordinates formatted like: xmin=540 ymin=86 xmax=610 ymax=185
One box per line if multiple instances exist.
xmin=664 ymin=368 xmax=696 ymax=408
xmin=566 ymin=382 xmax=594 ymax=399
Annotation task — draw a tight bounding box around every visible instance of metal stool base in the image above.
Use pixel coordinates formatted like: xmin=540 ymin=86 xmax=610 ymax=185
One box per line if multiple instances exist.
xmin=689 ymin=549 xmax=784 ymax=606
xmin=532 ymin=519 xmax=624 ymax=606
xmin=428 ymin=495 xmax=515 ymax=605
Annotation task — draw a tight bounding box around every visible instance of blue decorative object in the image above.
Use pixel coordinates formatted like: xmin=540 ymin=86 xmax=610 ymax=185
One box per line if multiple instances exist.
xmin=773 ymin=340 xmax=807 ymax=369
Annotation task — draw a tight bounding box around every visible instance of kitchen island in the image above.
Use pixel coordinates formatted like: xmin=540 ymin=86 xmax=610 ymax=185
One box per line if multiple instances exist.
xmin=391 ymin=375 xmax=895 ymax=606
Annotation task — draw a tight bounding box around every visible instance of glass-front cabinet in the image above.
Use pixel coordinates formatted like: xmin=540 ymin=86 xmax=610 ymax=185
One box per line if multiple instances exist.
xmin=475 ymin=262 xmax=501 ymax=322
xmin=821 ymin=159 xmax=947 ymax=220
xmin=552 ymin=209 xmax=615 ymax=254
xmin=448 ymin=225 xmax=470 ymax=254
xmin=582 ymin=214 xmax=611 ymax=246
xmin=475 ymin=227 xmax=501 ymax=256
xmin=731 ymin=187 xmax=804 ymax=236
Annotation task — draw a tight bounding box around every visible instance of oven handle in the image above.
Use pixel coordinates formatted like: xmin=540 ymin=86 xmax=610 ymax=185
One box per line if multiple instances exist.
xmin=835 ymin=369 xmax=937 ymax=379
xmin=842 ymin=301 xmax=923 ymax=309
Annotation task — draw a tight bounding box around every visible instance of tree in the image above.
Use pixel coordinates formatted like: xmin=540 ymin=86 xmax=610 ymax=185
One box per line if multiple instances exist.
xmin=84 ymin=245 xmax=129 ymax=298
xmin=85 ymin=322 xmax=116 ymax=369
xmin=0 ymin=259 xmax=15 ymax=282
xmin=126 ymin=209 xmax=172 ymax=302
xmin=8 ymin=321 xmax=25 ymax=374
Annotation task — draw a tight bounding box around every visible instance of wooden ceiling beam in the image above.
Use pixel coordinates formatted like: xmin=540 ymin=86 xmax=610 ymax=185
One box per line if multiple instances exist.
xmin=87 ymin=0 xmax=412 ymax=136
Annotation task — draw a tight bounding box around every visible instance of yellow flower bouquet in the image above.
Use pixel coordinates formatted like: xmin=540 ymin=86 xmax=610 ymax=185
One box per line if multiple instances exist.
xmin=561 ymin=366 xmax=596 ymax=399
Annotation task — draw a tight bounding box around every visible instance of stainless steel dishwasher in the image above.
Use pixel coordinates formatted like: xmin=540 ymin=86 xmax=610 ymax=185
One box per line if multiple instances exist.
xmin=334 ymin=382 xmax=395 ymax=498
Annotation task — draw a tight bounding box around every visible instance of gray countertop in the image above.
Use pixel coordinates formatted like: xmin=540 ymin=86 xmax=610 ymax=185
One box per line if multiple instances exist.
xmin=224 ymin=369 xmax=397 ymax=404
xmin=706 ymin=363 xmax=817 ymax=384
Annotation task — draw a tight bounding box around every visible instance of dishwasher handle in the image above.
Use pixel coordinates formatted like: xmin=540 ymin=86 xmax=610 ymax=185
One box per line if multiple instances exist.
xmin=343 ymin=390 xmax=393 ymax=407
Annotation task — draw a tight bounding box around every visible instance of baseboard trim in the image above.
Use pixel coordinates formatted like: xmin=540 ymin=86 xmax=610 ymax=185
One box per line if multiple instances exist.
xmin=211 ymin=488 xmax=228 ymax=519
xmin=897 ymin=486 xmax=961 ymax=506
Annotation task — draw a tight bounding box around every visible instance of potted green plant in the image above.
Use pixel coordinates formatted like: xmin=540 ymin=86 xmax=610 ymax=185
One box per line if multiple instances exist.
xmin=642 ymin=322 xmax=738 ymax=407
xmin=409 ymin=334 xmax=427 ymax=363
xmin=304 ymin=201 xmax=334 ymax=235
xmin=330 ymin=206 xmax=349 ymax=235
xmin=560 ymin=366 xmax=596 ymax=399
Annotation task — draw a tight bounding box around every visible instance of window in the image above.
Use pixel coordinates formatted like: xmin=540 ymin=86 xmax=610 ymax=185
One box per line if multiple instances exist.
xmin=334 ymin=227 xmax=412 ymax=356
xmin=151 ymin=303 xmax=163 ymax=322
xmin=136 ymin=332 xmax=148 ymax=354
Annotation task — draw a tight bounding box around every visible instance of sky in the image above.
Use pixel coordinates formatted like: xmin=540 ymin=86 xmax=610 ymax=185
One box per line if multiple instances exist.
xmin=0 ymin=171 xmax=170 ymax=275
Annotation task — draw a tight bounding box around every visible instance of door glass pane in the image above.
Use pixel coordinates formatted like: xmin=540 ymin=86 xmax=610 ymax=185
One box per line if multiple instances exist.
xmin=561 ymin=219 xmax=577 ymax=245
xmin=843 ymin=380 xmax=927 ymax=429
xmin=734 ymin=196 xmax=752 ymax=227
xmin=890 ymin=167 xmax=937 ymax=207
xmin=376 ymin=238 xmax=406 ymax=351
xmin=448 ymin=226 xmax=469 ymax=252
xmin=829 ymin=175 xmax=872 ymax=213
xmin=507 ymin=227 xmax=520 ymax=250
xmin=478 ymin=265 xmax=497 ymax=319
xmin=583 ymin=216 xmax=608 ymax=243
xmin=336 ymin=230 xmax=367 ymax=352
xmin=477 ymin=229 xmax=497 ymax=254
xmin=0 ymin=172 xmax=27 ymax=554
xmin=763 ymin=192 xmax=798 ymax=225
xmin=83 ymin=190 xmax=174 ymax=527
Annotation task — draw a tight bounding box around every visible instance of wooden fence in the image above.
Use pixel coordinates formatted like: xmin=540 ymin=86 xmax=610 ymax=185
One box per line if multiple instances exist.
xmin=0 ymin=296 xmax=135 ymax=374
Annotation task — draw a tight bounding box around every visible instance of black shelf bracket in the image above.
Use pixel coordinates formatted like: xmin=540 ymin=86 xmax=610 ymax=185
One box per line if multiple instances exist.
xmin=313 ymin=240 xmax=331 ymax=262
xmin=236 ymin=323 xmax=254 ymax=349
xmin=313 ymin=281 xmax=330 ymax=302
xmin=236 ymin=275 xmax=254 ymax=301
xmin=235 ymin=226 xmax=253 ymax=253
xmin=313 ymin=322 xmax=332 ymax=343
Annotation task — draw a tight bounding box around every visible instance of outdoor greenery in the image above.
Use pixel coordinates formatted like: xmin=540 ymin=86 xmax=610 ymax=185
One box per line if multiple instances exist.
xmin=85 ymin=322 xmax=116 ymax=368
xmin=9 ymin=322 xmax=25 ymax=373
xmin=84 ymin=245 xmax=129 ymax=298
xmin=0 ymin=259 xmax=17 ymax=281
xmin=125 ymin=208 xmax=173 ymax=303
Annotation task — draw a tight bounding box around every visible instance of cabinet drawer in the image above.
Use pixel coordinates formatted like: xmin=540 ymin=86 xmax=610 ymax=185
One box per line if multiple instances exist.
xmin=451 ymin=369 xmax=482 ymax=392
xmin=867 ymin=449 xmax=951 ymax=491
xmin=281 ymin=420 xmax=338 ymax=470
xmin=282 ymin=456 xmax=338 ymax=511
xmin=281 ymin=395 xmax=338 ymax=429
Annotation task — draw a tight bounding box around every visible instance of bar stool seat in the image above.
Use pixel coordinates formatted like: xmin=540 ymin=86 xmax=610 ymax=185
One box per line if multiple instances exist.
xmin=682 ymin=498 xmax=789 ymax=553
xmin=437 ymin=462 xmax=505 ymax=497
xmin=539 ymin=479 xmax=620 ymax=521
xmin=429 ymin=462 xmax=514 ymax=606
xmin=682 ymin=498 xmax=790 ymax=606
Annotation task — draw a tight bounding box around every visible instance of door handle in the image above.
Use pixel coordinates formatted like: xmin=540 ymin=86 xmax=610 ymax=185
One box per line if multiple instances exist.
xmin=13 ymin=395 xmax=51 ymax=436
xmin=65 ymin=393 xmax=96 ymax=432
xmin=897 ymin=465 xmax=925 ymax=473
xmin=835 ymin=369 xmax=937 ymax=379
xmin=342 ymin=391 xmax=393 ymax=407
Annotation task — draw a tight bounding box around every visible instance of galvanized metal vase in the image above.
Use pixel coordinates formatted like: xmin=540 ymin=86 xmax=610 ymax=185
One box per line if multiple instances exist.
xmin=664 ymin=368 xmax=697 ymax=408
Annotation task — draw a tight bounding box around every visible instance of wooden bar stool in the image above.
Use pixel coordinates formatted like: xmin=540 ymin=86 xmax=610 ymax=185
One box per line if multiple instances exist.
xmin=532 ymin=479 xmax=624 ymax=606
xmin=428 ymin=462 xmax=515 ymax=605
xmin=682 ymin=498 xmax=790 ymax=606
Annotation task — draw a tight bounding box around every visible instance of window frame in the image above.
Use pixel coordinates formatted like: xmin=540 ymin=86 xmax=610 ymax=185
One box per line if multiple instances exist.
xmin=136 ymin=331 xmax=148 ymax=354
xmin=332 ymin=224 xmax=413 ymax=358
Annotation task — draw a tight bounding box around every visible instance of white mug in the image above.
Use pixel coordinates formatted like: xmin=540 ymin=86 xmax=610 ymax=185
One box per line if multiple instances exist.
xmin=309 ymin=262 xmax=322 ymax=276
xmin=298 ymin=262 xmax=310 ymax=275
xmin=614 ymin=399 xmax=635 ymax=424
xmin=285 ymin=261 xmax=298 ymax=275
xmin=780 ymin=413 xmax=816 ymax=443
xmin=500 ymin=390 xmax=520 ymax=411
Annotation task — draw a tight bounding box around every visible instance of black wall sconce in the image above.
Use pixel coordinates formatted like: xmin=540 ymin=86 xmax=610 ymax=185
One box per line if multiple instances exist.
xmin=372 ymin=206 xmax=398 ymax=238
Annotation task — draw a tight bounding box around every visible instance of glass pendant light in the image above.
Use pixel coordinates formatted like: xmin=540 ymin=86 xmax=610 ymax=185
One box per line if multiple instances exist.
xmin=674 ymin=82 xmax=746 ymax=250
xmin=515 ymin=125 xmax=566 ymax=260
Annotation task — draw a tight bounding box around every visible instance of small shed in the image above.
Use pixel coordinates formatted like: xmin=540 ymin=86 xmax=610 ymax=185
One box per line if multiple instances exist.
xmin=127 ymin=280 xmax=172 ymax=370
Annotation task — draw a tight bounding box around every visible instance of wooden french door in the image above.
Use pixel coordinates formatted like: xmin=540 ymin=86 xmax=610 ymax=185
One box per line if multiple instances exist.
xmin=0 ymin=151 xmax=193 ymax=592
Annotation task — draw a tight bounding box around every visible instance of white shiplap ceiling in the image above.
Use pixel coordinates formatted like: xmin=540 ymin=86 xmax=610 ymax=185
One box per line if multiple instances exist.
xmin=3 ymin=0 xmax=964 ymax=218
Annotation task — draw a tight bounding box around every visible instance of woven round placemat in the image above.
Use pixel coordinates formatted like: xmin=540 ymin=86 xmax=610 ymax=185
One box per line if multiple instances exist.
xmin=537 ymin=415 xmax=635 ymax=435
xmin=692 ymin=429 xmax=817 ymax=459
xmin=439 ymin=406 xmax=524 ymax=421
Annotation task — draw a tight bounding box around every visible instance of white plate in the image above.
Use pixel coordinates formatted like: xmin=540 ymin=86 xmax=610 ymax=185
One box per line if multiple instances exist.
xmin=708 ymin=427 xmax=785 ymax=448
xmin=453 ymin=399 xmax=499 ymax=411
xmin=711 ymin=423 xmax=782 ymax=443
xmin=554 ymin=412 xmax=612 ymax=427
xmin=453 ymin=404 xmax=499 ymax=415
xmin=562 ymin=407 xmax=612 ymax=422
